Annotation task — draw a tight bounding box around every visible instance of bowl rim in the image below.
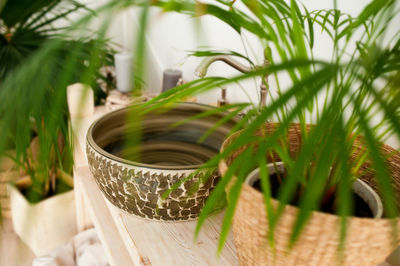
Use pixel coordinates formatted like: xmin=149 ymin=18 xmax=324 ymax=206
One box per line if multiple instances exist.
xmin=87 ymin=102 xmax=239 ymax=170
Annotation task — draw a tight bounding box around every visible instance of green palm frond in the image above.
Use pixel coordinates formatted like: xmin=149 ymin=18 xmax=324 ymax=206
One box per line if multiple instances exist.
xmin=0 ymin=0 xmax=399 ymax=253
xmin=0 ymin=0 xmax=114 ymax=202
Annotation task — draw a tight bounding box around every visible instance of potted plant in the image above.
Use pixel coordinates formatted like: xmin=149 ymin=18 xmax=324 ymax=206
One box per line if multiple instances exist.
xmin=0 ymin=0 xmax=113 ymax=256
xmin=6 ymin=124 xmax=76 ymax=256
xmin=0 ymin=0 xmax=399 ymax=264
xmin=218 ymin=123 xmax=399 ymax=265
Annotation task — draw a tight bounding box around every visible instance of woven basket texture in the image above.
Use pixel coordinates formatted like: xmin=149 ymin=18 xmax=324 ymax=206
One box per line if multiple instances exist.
xmin=219 ymin=123 xmax=400 ymax=266
xmin=0 ymin=171 xmax=19 ymax=218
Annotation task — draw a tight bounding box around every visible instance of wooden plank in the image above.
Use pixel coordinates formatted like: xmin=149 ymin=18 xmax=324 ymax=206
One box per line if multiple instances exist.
xmin=73 ymin=136 xmax=88 ymax=168
xmin=73 ymin=142 xmax=93 ymax=231
xmin=71 ymin=106 xmax=109 ymax=231
xmin=107 ymin=202 xmax=153 ymax=265
xmin=75 ymin=165 xmax=135 ymax=266
xmin=74 ymin=172 xmax=93 ymax=232
xmin=107 ymin=202 xmax=238 ymax=266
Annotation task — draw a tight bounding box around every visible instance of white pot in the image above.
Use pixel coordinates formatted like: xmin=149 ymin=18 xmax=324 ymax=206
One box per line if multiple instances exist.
xmin=8 ymin=184 xmax=77 ymax=256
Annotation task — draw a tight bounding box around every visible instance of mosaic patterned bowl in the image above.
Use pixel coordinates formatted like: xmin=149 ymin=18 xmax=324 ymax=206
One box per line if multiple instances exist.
xmin=87 ymin=102 xmax=239 ymax=221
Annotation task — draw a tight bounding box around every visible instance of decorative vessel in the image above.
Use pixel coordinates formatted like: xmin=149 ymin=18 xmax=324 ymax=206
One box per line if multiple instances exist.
xmin=87 ymin=102 xmax=239 ymax=221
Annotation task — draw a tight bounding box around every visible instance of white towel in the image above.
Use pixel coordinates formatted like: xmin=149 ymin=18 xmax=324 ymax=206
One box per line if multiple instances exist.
xmin=32 ymin=228 xmax=108 ymax=266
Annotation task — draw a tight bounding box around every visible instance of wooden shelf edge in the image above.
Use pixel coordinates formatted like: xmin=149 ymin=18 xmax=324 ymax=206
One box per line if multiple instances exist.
xmin=74 ymin=165 xmax=139 ymax=266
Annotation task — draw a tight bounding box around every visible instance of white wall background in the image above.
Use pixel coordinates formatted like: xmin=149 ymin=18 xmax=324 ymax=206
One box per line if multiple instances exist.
xmin=77 ymin=0 xmax=399 ymax=147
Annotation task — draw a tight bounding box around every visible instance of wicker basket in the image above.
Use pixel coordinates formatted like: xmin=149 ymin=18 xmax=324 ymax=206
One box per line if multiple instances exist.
xmin=219 ymin=123 xmax=400 ymax=266
xmin=0 ymin=150 xmax=18 ymax=218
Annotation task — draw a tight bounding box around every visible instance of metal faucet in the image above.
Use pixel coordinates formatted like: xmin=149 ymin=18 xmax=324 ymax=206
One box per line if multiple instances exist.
xmin=194 ymin=55 xmax=269 ymax=107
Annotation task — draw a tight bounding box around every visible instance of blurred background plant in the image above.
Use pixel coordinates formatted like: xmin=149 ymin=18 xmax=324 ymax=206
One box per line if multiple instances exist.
xmin=0 ymin=0 xmax=114 ymax=203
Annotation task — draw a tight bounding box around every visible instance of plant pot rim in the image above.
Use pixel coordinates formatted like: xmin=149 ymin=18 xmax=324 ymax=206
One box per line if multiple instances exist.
xmin=222 ymin=161 xmax=396 ymax=222
xmin=219 ymin=125 xmax=400 ymax=222
xmin=7 ymin=176 xmax=73 ymax=207
xmin=245 ymin=161 xmax=384 ymax=219
xmin=87 ymin=102 xmax=239 ymax=171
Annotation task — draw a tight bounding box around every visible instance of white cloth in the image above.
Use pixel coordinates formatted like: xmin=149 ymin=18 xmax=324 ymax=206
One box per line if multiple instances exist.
xmin=32 ymin=228 xmax=108 ymax=266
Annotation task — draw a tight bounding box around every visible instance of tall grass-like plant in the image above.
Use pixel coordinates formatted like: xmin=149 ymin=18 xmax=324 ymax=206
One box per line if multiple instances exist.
xmin=0 ymin=0 xmax=399 ymax=256
xmin=0 ymin=0 xmax=113 ymax=203
xmin=138 ymin=0 xmax=400 ymax=251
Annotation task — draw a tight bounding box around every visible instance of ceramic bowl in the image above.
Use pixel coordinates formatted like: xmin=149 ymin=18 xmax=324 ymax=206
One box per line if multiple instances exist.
xmin=87 ymin=102 xmax=239 ymax=221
